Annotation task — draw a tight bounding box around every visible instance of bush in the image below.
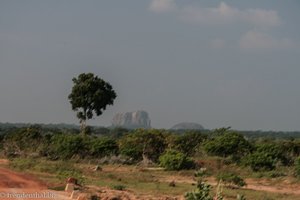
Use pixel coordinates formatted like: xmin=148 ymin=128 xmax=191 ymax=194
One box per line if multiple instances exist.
xmin=0 ymin=134 xmax=4 ymax=150
xmin=204 ymin=131 xmax=252 ymax=159
xmin=255 ymin=143 xmax=284 ymax=162
xmin=2 ymin=127 xmax=45 ymax=157
xmin=119 ymin=129 xmax=168 ymax=162
xmin=295 ymin=157 xmax=300 ymax=177
xmin=172 ymin=131 xmax=207 ymax=156
xmin=48 ymin=134 xmax=88 ymax=159
xmin=216 ymin=172 xmax=246 ymax=188
xmin=90 ymin=137 xmax=118 ymax=158
xmin=159 ymin=150 xmax=194 ymax=170
xmin=243 ymin=152 xmax=276 ymax=171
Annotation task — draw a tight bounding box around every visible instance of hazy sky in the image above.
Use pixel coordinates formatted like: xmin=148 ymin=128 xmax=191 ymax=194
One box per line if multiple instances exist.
xmin=1 ymin=0 xmax=300 ymax=131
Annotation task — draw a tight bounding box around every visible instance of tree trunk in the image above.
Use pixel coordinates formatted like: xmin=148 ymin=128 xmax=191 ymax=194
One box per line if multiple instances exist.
xmin=80 ymin=119 xmax=87 ymax=135
xmin=80 ymin=109 xmax=87 ymax=135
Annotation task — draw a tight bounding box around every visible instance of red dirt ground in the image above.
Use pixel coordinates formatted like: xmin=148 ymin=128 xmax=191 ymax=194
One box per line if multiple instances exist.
xmin=0 ymin=166 xmax=68 ymax=200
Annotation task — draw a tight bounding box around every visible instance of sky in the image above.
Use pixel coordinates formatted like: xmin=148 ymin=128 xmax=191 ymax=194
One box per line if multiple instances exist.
xmin=0 ymin=0 xmax=300 ymax=131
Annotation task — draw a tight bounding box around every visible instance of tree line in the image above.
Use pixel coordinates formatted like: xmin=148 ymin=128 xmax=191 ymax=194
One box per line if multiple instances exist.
xmin=1 ymin=126 xmax=300 ymax=174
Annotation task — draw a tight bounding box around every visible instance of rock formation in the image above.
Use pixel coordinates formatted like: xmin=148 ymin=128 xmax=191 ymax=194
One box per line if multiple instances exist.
xmin=112 ymin=110 xmax=151 ymax=129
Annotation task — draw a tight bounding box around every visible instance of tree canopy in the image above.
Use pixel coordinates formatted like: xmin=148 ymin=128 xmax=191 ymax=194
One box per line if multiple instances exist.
xmin=68 ymin=73 xmax=116 ymax=133
xmin=204 ymin=131 xmax=252 ymax=158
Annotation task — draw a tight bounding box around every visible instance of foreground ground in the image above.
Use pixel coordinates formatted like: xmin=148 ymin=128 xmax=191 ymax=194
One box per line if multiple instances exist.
xmin=0 ymin=159 xmax=300 ymax=200
xmin=0 ymin=164 xmax=68 ymax=199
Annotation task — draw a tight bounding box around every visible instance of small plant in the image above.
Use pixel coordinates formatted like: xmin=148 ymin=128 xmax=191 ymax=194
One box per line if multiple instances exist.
xmin=185 ymin=168 xmax=218 ymax=200
xmin=185 ymin=181 xmax=213 ymax=200
xmin=237 ymin=194 xmax=246 ymax=200
xmin=194 ymin=168 xmax=207 ymax=178
xmin=185 ymin=170 xmax=246 ymax=200
xmin=112 ymin=184 xmax=126 ymax=191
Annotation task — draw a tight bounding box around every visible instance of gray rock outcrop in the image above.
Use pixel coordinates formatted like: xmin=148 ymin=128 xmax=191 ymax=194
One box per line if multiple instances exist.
xmin=112 ymin=110 xmax=151 ymax=129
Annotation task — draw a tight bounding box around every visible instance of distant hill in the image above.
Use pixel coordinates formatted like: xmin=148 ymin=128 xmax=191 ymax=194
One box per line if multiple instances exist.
xmin=171 ymin=122 xmax=204 ymax=130
xmin=0 ymin=122 xmax=79 ymax=129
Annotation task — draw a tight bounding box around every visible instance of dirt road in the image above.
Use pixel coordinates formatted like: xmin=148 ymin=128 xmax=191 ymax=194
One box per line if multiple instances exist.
xmin=0 ymin=167 xmax=68 ymax=200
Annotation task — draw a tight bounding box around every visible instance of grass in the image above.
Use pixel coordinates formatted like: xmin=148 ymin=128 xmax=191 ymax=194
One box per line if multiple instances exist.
xmin=8 ymin=157 xmax=86 ymax=185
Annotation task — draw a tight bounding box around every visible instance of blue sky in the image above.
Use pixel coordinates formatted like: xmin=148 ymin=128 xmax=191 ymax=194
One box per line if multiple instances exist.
xmin=0 ymin=0 xmax=299 ymax=130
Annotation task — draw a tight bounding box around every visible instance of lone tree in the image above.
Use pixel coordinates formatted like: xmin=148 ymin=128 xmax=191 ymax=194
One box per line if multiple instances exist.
xmin=68 ymin=73 xmax=117 ymax=134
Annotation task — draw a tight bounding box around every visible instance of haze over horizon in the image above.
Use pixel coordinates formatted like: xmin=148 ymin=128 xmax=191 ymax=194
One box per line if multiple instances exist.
xmin=1 ymin=1 xmax=300 ymax=131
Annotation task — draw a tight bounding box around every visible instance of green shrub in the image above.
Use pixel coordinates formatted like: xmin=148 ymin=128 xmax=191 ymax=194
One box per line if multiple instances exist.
xmin=159 ymin=150 xmax=194 ymax=170
xmin=3 ymin=127 xmax=45 ymax=157
xmin=243 ymin=152 xmax=276 ymax=171
xmin=0 ymin=134 xmax=4 ymax=150
xmin=255 ymin=143 xmax=284 ymax=162
xmin=112 ymin=184 xmax=126 ymax=191
xmin=48 ymin=134 xmax=88 ymax=159
xmin=119 ymin=129 xmax=168 ymax=162
xmin=295 ymin=157 xmax=300 ymax=177
xmin=216 ymin=172 xmax=246 ymax=188
xmin=172 ymin=131 xmax=207 ymax=156
xmin=204 ymin=132 xmax=252 ymax=159
xmin=90 ymin=137 xmax=118 ymax=158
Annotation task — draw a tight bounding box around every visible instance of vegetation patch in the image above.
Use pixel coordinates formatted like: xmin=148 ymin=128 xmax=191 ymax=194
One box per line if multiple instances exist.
xmin=216 ymin=172 xmax=246 ymax=188
xmin=159 ymin=150 xmax=194 ymax=170
xmin=112 ymin=184 xmax=126 ymax=191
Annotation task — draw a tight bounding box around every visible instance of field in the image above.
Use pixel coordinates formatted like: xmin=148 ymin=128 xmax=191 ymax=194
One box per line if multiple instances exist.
xmin=1 ymin=126 xmax=300 ymax=199
xmin=1 ymin=158 xmax=300 ymax=200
